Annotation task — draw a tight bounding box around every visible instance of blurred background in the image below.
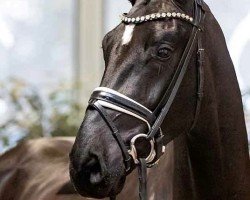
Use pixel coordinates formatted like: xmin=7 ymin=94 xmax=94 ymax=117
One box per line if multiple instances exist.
xmin=0 ymin=0 xmax=250 ymax=152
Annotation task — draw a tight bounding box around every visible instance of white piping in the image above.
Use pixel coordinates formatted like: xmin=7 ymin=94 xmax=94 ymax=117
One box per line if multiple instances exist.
xmin=98 ymin=100 xmax=151 ymax=131
xmin=94 ymin=87 xmax=152 ymax=114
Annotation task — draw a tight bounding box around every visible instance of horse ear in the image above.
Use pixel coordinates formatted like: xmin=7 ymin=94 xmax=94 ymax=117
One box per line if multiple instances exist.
xmin=128 ymin=0 xmax=136 ymax=5
xmin=174 ymin=0 xmax=194 ymax=11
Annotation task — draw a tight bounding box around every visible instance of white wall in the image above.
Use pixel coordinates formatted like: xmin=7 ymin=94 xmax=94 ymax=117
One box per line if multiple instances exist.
xmin=103 ymin=0 xmax=131 ymax=34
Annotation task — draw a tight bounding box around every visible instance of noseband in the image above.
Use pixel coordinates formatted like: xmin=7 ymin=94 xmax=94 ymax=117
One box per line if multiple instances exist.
xmin=88 ymin=0 xmax=206 ymax=199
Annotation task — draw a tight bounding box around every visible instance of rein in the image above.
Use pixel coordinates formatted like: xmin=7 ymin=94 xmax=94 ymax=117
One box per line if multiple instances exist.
xmin=88 ymin=0 xmax=206 ymax=199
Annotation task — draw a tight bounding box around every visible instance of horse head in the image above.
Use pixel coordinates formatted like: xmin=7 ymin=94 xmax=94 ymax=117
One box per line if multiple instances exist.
xmin=69 ymin=0 xmax=250 ymax=199
xmin=69 ymin=0 xmax=201 ymax=198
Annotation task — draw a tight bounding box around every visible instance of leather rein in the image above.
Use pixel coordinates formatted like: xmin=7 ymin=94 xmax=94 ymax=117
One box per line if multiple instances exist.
xmin=87 ymin=0 xmax=206 ymax=199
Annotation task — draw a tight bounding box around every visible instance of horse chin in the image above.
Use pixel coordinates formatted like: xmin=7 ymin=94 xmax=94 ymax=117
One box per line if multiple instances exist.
xmin=109 ymin=176 xmax=127 ymax=197
xmin=70 ymin=165 xmax=126 ymax=199
xmin=74 ymin=178 xmax=126 ymax=199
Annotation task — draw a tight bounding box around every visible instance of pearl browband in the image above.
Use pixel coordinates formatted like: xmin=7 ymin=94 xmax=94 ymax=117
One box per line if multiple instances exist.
xmin=120 ymin=12 xmax=194 ymax=24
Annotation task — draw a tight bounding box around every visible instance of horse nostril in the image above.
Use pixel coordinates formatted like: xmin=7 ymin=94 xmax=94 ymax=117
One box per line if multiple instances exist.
xmin=82 ymin=156 xmax=104 ymax=185
xmin=84 ymin=157 xmax=98 ymax=171
xmin=90 ymin=171 xmax=102 ymax=185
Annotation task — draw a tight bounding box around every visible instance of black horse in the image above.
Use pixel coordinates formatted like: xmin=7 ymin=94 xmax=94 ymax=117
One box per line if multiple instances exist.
xmin=70 ymin=0 xmax=250 ymax=199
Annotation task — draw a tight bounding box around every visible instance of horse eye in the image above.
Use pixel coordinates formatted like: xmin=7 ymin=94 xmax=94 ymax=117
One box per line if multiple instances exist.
xmin=157 ymin=47 xmax=170 ymax=59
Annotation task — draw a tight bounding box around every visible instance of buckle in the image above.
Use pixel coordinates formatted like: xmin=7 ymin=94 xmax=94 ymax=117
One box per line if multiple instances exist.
xmin=128 ymin=134 xmax=156 ymax=165
xmin=198 ymin=48 xmax=205 ymax=63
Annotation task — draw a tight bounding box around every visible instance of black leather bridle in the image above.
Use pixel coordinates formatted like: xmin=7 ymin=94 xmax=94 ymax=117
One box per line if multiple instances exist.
xmin=88 ymin=0 xmax=206 ymax=199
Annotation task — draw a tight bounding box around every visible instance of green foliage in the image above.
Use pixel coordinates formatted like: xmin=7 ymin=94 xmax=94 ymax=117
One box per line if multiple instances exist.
xmin=0 ymin=78 xmax=84 ymax=150
xmin=48 ymin=89 xmax=83 ymax=137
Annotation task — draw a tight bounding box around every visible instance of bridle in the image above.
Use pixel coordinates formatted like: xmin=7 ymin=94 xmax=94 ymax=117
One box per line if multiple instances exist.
xmin=88 ymin=0 xmax=206 ymax=199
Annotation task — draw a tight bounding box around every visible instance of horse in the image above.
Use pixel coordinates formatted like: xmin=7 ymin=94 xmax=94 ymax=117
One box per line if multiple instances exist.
xmin=69 ymin=0 xmax=250 ymax=199
xmin=0 ymin=137 xmax=176 ymax=200
xmin=0 ymin=137 xmax=81 ymax=200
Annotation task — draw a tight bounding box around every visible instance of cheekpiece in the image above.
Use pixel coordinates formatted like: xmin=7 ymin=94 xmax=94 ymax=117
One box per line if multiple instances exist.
xmin=120 ymin=12 xmax=194 ymax=24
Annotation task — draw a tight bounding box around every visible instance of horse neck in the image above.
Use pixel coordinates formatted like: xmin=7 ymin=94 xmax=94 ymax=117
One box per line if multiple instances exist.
xmin=185 ymin=11 xmax=250 ymax=199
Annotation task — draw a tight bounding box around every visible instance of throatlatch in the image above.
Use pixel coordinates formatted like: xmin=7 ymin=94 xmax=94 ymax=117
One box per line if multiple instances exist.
xmin=88 ymin=0 xmax=206 ymax=199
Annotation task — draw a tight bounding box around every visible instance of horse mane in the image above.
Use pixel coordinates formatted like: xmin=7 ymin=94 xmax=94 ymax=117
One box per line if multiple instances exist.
xmin=185 ymin=4 xmax=250 ymax=198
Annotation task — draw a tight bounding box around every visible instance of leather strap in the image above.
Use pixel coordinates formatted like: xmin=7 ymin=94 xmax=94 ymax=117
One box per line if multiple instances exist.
xmin=89 ymin=101 xmax=131 ymax=171
xmin=190 ymin=16 xmax=205 ymax=131
xmin=148 ymin=29 xmax=200 ymax=139
xmin=147 ymin=0 xmax=205 ymax=140
xmin=138 ymin=159 xmax=148 ymax=200
xmin=91 ymin=91 xmax=156 ymax=123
